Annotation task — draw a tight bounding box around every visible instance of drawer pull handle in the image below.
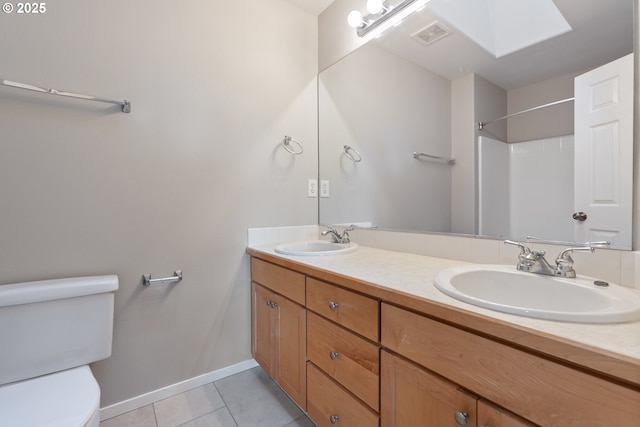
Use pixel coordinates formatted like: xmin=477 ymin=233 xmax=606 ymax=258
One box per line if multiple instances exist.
xmin=329 ymin=301 xmax=340 ymax=310
xmin=329 ymin=351 xmax=340 ymax=360
xmin=455 ymin=411 xmax=469 ymax=426
xmin=329 ymin=414 xmax=340 ymax=424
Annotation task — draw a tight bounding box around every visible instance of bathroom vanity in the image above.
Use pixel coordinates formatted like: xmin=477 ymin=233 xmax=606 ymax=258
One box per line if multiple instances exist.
xmin=247 ymin=245 xmax=640 ymax=427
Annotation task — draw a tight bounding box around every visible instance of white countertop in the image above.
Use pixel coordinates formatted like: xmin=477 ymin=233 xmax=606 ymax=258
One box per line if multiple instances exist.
xmin=249 ymin=243 xmax=640 ymax=365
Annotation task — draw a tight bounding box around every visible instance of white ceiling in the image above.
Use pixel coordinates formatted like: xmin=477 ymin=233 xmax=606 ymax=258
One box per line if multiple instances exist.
xmin=426 ymin=0 xmax=573 ymax=59
xmin=373 ymin=0 xmax=634 ymax=90
xmin=292 ymin=0 xmax=632 ymax=91
xmin=286 ymin=0 xmax=335 ymax=16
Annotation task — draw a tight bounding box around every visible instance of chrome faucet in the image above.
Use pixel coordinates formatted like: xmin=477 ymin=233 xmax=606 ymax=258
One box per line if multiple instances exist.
xmin=504 ymin=240 xmax=597 ymax=278
xmin=554 ymin=246 xmax=596 ymax=278
xmin=322 ymin=225 xmax=355 ymax=244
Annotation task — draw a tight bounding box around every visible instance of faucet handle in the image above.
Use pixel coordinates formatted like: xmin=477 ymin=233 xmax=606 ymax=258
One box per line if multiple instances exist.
xmin=504 ymin=240 xmax=536 ymax=270
xmin=504 ymin=240 xmax=531 ymax=256
xmin=341 ymin=225 xmax=355 ymax=239
xmin=338 ymin=227 xmax=353 ymax=244
xmin=555 ymin=246 xmax=595 ymax=277
xmin=557 ymin=246 xmax=595 ymax=261
xmin=321 ymin=226 xmax=337 ymax=235
xmin=586 ymin=241 xmax=611 ymax=248
xmin=322 ymin=225 xmax=354 ymax=243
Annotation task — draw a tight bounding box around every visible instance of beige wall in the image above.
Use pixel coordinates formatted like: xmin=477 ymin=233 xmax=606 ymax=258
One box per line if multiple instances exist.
xmin=319 ymin=42 xmax=452 ymax=231
xmin=450 ymin=74 xmax=507 ymax=235
xmin=507 ymin=71 xmax=579 ymax=142
xmin=0 ymin=0 xmax=318 ymax=406
xmin=450 ymin=74 xmax=476 ymax=235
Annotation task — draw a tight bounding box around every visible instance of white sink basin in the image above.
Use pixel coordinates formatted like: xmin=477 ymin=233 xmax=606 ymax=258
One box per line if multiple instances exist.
xmin=274 ymin=241 xmax=358 ymax=256
xmin=434 ymin=265 xmax=640 ymax=323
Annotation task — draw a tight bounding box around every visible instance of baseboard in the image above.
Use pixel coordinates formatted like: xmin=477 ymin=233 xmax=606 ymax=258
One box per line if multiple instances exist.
xmin=99 ymin=359 xmax=259 ymax=421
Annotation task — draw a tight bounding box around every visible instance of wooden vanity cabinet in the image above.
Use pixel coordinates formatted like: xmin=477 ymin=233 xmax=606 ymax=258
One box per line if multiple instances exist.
xmin=381 ymin=303 xmax=640 ymax=427
xmin=249 ymin=254 xmax=640 ymax=427
xmin=250 ymin=259 xmax=306 ymax=409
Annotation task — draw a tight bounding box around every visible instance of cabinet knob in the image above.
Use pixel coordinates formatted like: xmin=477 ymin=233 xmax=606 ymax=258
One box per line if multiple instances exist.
xmin=329 ymin=301 xmax=340 ymax=310
xmin=454 ymin=411 xmax=469 ymax=426
xmin=329 ymin=414 xmax=340 ymax=424
xmin=266 ymin=300 xmax=272 ymax=307
xmin=329 ymin=351 xmax=340 ymax=360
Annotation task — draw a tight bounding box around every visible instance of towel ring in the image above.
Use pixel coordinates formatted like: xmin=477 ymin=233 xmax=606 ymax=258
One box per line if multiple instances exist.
xmin=282 ymin=135 xmax=304 ymax=155
xmin=343 ymin=145 xmax=362 ymax=162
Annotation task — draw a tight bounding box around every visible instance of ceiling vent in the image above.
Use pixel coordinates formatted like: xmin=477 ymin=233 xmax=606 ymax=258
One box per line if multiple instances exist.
xmin=411 ymin=21 xmax=451 ymax=47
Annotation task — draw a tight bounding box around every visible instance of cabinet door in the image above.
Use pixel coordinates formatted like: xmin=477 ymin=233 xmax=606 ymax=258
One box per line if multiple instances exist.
xmin=381 ymin=350 xmax=477 ymax=427
xmin=252 ymin=283 xmax=307 ymax=410
xmin=274 ymin=293 xmax=307 ymax=410
xmin=252 ymin=282 xmax=274 ymax=375
xmin=477 ymin=400 xmax=538 ymax=427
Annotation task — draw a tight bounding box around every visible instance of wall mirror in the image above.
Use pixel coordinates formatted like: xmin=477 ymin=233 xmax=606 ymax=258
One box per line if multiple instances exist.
xmin=318 ymin=0 xmax=634 ymax=249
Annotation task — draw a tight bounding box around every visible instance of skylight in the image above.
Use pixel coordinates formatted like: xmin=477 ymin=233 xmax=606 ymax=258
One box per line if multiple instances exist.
xmin=427 ymin=0 xmax=572 ymax=58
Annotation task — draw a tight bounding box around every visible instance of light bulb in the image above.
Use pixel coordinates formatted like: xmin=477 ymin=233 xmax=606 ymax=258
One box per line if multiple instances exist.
xmin=347 ymin=10 xmax=364 ymax=28
xmin=367 ymin=0 xmax=385 ymax=14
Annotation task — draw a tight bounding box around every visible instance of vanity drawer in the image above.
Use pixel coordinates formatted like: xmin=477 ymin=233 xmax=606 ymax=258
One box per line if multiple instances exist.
xmin=306 ymin=277 xmax=379 ymax=341
xmin=307 ymin=362 xmax=379 ymax=427
xmin=381 ymin=303 xmax=640 ymax=427
xmin=307 ymin=311 xmax=380 ymax=411
xmin=251 ymin=257 xmax=305 ymax=305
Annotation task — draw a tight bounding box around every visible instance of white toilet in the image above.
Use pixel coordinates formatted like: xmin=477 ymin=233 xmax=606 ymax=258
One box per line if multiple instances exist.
xmin=0 ymin=275 xmax=118 ymax=426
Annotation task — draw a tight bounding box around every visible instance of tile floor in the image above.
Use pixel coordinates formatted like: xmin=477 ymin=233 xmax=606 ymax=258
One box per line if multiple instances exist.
xmin=99 ymin=367 xmax=315 ymax=427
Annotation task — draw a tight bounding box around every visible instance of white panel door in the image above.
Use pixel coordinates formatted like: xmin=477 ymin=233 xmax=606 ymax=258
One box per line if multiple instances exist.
xmin=574 ymin=53 xmax=633 ymax=249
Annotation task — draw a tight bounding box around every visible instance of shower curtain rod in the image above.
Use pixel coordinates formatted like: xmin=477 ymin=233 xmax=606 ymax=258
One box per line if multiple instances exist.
xmin=477 ymin=97 xmax=574 ymax=130
xmin=0 ymin=78 xmax=131 ymax=113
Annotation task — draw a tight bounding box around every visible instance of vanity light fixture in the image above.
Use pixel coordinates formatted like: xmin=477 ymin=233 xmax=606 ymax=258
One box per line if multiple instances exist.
xmin=367 ymin=0 xmax=388 ymax=14
xmin=348 ymin=0 xmax=431 ymax=38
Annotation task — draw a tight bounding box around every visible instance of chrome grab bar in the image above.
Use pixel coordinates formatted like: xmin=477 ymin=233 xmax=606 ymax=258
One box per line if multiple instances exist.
xmin=0 ymin=78 xmax=131 ymax=113
xmin=143 ymin=270 xmax=183 ymax=286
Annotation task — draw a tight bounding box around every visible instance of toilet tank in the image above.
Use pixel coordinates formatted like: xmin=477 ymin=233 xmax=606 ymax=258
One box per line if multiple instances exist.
xmin=0 ymin=275 xmax=118 ymax=386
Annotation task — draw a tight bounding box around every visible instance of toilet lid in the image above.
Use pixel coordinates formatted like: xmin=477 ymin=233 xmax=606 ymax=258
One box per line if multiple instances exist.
xmin=0 ymin=365 xmax=100 ymax=427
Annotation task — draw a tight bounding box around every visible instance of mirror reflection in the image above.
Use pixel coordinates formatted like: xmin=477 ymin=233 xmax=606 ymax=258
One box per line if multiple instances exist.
xmin=319 ymin=0 xmax=634 ymax=249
